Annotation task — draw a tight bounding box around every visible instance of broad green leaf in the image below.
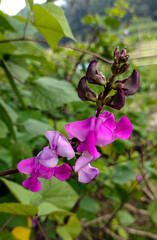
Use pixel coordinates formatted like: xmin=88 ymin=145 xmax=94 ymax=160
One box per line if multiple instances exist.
xmin=25 ymin=0 xmax=33 ymax=9
xmin=0 ymin=33 xmax=17 ymax=55
xmin=1 ymin=178 xmax=40 ymax=205
xmin=0 ymin=98 xmax=17 ymax=123
xmin=23 ymin=119 xmax=53 ymax=138
xmin=57 ymin=216 xmax=82 ymax=240
xmin=31 ymin=77 xmax=80 ymax=111
xmin=111 ymin=165 xmax=136 ymax=184
xmin=6 ymin=62 xmax=29 ymax=83
xmin=0 ymin=230 xmax=16 ymax=240
xmin=45 ymin=3 xmax=74 ymax=40
xmin=38 ymin=202 xmax=73 ymax=216
xmin=117 ymin=210 xmax=134 ymax=226
xmin=118 ymin=226 xmax=128 ymax=240
xmin=39 ymin=178 xmax=78 ymax=210
xmin=0 ymin=15 xmax=15 ymax=33
xmin=32 ymin=4 xmax=74 ymax=49
xmin=148 ymin=200 xmax=157 ymax=224
xmin=0 ymin=99 xmax=16 ymax=140
xmin=80 ymin=196 xmax=99 ymax=213
xmin=105 ymin=16 xmax=120 ymax=29
xmin=0 ymin=203 xmax=38 ymax=216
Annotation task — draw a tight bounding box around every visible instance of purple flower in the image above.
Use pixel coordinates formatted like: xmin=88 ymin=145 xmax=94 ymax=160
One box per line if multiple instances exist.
xmin=65 ymin=111 xmax=133 ymax=159
xmin=17 ymin=157 xmax=71 ymax=192
xmin=37 ymin=131 xmax=75 ymax=168
xmin=136 ymin=175 xmax=142 ymax=182
xmin=73 ymin=151 xmax=99 ymax=183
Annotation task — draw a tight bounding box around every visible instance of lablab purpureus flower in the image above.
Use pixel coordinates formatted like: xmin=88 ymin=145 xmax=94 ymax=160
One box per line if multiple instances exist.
xmin=37 ymin=131 xmax=75 ymax=168
xmin=17 ymin=157 xmax=71 ymax=192
xmin=65 ymin=111 xmax=133 ymax=159
xmin=73 ymin=151 xmax=99 ymax=183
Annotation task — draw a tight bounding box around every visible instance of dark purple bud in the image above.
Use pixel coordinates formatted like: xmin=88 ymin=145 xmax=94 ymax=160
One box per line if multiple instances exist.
xmin=116 ymin=69 xmax=140 ymax=96
xmin=114 ymin=47 xmax=120 ymax=63
xmin=121 ymin=46 xmax=127 ymax=58
xmin=120 ymin=47 xmax=129 ymax=63
xmin=78 ymin=76 xmax=97 ymax=102
xmin=118 ymin=63 xmax=130 ymax=74
xmin=105 ymin=88 xmax=125 ymax=110
xmin=111 ymin=63 xmax=120 ymax=75
xmin=86 ymin=60 xmax=106 ymax=85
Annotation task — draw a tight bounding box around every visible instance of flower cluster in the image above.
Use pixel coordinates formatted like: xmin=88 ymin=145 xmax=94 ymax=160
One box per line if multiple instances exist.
xmin=17 ymin=47 xmax=140 ymax=192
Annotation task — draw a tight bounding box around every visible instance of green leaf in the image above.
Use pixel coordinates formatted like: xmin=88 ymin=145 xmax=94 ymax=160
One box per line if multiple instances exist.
xmin=0 ymin=230 xmax=16 ymax=240
xmin=0 ymin=203 xmax=38 ymax=216
xmin=0 ymin=33 xmax=17 ymax=55
xmin=105 ymin=16 xmax=120 ymax=29
xmin=148 ymin=200 xmax=157 ymax=224
xmin=1 ymin=178 xmax=40 ymax=205
xmin=0 ymin=99 xmax=17 ymax=140
xmin=0 ymin=15 xmax=15 ymax=33
xmin=32 ymin=77 xmax=80 ymax=111
xmin=23 ymin=119 xmax=53 ymax=138
xmin=80 ymin=196 xmax=99 ymax=213
xmin=32 ymin=4 xmax=74 ymax=49
xmin=6 ymin=62 xmax=29 ymax=83
xmin=57 ymin=216 xmax=82 ymax=240
xmin=39 ymin=178 xmax=78 ymax=210
xmin=117 ymin=210 xmax=134 ymax=226
xmin=111 ymin=165 xmax=136 ymax=184
xmin=25 ymin=0 xmax=33 ymax=9
xmin=38 ymin=202 xmax=73 ymax=216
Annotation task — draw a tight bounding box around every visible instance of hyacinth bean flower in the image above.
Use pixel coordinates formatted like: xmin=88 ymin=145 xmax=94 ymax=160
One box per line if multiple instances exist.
xmin=73 ymin=151 xmax=99 ymax=183
xmin=17 ymin=157 xmax=72 ymax=192
xmin=37 ymin=131 xmax=75 ymax=168
xmin=65 ymin=111 xmax=133 ymax=160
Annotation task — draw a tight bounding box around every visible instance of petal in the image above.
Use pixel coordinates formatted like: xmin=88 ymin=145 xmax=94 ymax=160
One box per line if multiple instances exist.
xmin=65 ymin=116 xmax=96 ymax=141
xmin=99 ymin=111 xmax=115 ymax=131
xmin=115 ymin=116 xmax=133 ymax=139
xmin=77 ymin=163 xmax=99 ymax=183
xmin=78 ymin=76 xmax=97 ymax=101
xmin=95 ymin=118 xmax=114 ymax=146
xmin=56 ymin=134 xmax=75 ymax=160
xmin=37 ymin=163 xmax=55 ymax=180
xmin=53 ymin=164 xmax=72 ymax=181
xmin=74 ymin=151 xmax=99 ymax=172
xmin=77 ymin=131 xmax=100 ymax=158
xmin=45 ymin=131 xmax=60 ymax=148
xmin=36 ymin=146 xmax=58 ymax=168
xmin=22 ymin=174 xmax=42 ymax=192
xmin=17 ymin=157 xmax=36 ymax=175
xmin=105 ymin=88 xmax=125 ymax=110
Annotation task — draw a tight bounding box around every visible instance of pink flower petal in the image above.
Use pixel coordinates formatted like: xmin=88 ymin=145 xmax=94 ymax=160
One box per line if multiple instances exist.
xmin=95 ymin=120 xmax=114 ymax=146
xmin=36 ymin=146 xmax=58 ymax=168
xmin=65 ymin=116 xmax=96 ymax=141
xmin=99 ymin=111 xmax=115 ymax=131
xmin=37 ymin=163 xmax=55 ymax=180
xmin=115 ymin=116 xmax=133 ymax=139
xmin=57 ymin=134 xmax=75 ymax=160
xmin=77 ymin=164 xmax=99 ymax=183
xmin=45 ymin=131 xmax=60 ymax=148
xmin=77 ymin=131 xmax=100 ymax=157
xmin=53 ymin=164 xmax=71 ymax=181
xmin=74 ymin=151 xmax=98 ymax=172
xmin=22 ymin=174 xmax=42 ymax=192
xmin=17 ymin=157 xmax=36 ymax=175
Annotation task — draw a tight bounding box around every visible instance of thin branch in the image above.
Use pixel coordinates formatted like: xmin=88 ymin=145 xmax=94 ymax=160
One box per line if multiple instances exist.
xmin=0 ymin=215 xmax=15 ymax=232
xmin=103 ymin=226 xmax=125 ymax=240
xmin=126 ymin=227 xmax=157 ymax=240
xmin=36 ymin=219 xmax=49 ymax=240
xmin=83 ymin=213 xmax=112 ymax=228
xmin=0 ymin=168 xmax=19 ymax=176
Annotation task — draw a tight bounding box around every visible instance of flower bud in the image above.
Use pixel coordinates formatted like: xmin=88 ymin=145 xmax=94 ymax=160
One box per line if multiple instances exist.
xmin=86 ymin=60 xmax=106 ymax=85
xmin=113 ymin=47 xmax=120 ymax=63
xmin=111 ymin=63 xmax=120 ymax=75
xmin=105 ymin=88 xmax=125 ymax=110
xmin=78 ymin=76 xmax=97 ymax=102
xmin=118 ymin=63 xmax=130 ymax=74
xmin=116 ymin=69 xmax=140 ymax=96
